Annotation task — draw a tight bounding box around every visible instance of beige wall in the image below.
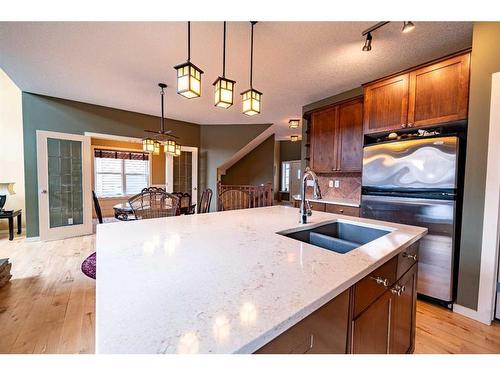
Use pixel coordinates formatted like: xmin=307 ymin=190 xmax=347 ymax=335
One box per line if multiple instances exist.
xmin=0 ymin=69 xmax=25 ymax=231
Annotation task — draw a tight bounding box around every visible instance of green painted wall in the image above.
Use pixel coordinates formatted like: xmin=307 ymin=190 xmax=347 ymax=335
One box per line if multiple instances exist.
xmin=456 ymin=22 xmax=500 ymax=309
xmin=221 ymin=135 xmax=275 ymax=186
xmin=279 ymin=140 xmax=301 ymax=162
xmin=199 ymin=124 xmax=271 ymax=211
xmin=22 ymin=92 xmax=200 ymax=238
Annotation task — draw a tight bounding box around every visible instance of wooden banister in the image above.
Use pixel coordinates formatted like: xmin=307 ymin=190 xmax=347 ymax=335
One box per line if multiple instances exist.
xmin=217 ymin=182 xmax=273 ymax=211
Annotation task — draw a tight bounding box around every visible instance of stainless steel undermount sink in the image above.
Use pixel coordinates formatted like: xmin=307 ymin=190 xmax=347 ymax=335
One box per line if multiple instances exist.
xmin=278 ymin=221 xmax=391 ymax=254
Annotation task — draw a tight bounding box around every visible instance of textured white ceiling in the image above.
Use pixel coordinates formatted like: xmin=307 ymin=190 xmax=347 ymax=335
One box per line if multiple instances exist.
xmin=0 ymin=22 xmax=472 ymax=139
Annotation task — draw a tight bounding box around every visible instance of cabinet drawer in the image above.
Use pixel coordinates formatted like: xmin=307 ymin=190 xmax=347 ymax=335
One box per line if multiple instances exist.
xmin=353 ymin=256 xmax=398 ymax=318
xmin=255 ymin=289 xmax=350 ymax=354
xmin=397 ymin=242 xmax=419 ymax=280
xmin=325 ymin=204 xmax=360 ymax=217
xmin=309 ymin=202 xmax=326 ymax=211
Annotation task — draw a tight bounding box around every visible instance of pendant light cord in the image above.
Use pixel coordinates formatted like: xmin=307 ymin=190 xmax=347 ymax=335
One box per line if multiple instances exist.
xmin=250 ymin=22 xmax=254 ymax=88
xmin=160 ymin=86 xmax=165 ymax=133
xmin=187 ymin=21 xmax=191 ymax=62
xmin=222 ymin=21 xmax=226 ymax=77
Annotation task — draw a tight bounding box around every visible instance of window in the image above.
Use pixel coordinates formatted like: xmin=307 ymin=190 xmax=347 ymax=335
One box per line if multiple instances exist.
xmin=94 ymin=149 xmax=150 ymax=197
xmin=281 ymin=161 xmax=291 ymax=192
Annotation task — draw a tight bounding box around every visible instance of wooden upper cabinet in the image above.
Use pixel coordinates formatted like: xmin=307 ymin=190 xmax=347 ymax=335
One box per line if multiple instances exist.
xmin=310 ymin=106 xmax=339 ymax=173
xmin=363 ymin=73 xmax=409 ymax=134
xmin=338 ymin=98 xmax=363 ymax=172
xmin=408 ymin=53 xmax=470 ymax=127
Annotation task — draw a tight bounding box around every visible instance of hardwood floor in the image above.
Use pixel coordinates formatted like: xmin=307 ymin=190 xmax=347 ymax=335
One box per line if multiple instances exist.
xmin=0 ymin=233 xmax=499 ymax=354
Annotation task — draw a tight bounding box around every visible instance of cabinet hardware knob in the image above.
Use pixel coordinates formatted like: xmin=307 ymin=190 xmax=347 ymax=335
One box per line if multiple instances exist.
xmin=370 ymin=276 xmax=389 ymax=287
xmin=339 ymin=209 xmax=344 ymax=213
xmin=391 ymin=285 xmax=404 ymax=296
xmin=407 ymin=123 xmax=413 ymax=128
xmin=401 ymin=124 xmax=407 ymax=128
xmin=402 ymin=252 xmax=417 ymax=261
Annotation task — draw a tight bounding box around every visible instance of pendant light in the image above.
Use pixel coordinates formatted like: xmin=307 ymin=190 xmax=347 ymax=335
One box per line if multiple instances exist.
xmin=166 ymin=139 xmax=177 ymax=155
xmin=213 ymin=22 xmax=236 ymax=108
xmin=241 ymin=21 xmax=262 ymax=116
xmin=153 ymin=140 xmax=161 ymax=155
xmin=289 ymin=119 xmax=300 ymax=129
xmin=143 ymin=138 xmax=155 ymax=152
xmin=174 ymin=22 xmax=204 ymax=99
xmin=174 ymin=144 xmax=181 ymax=157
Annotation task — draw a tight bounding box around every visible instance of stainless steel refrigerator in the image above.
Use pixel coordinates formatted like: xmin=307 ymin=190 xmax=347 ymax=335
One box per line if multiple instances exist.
xmin=361 ymin=136 xmax=462 ymax=305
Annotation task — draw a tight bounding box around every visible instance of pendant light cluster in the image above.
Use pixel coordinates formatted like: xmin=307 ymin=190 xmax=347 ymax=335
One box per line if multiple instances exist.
xmin=174 ymin=21 xmax=263 ymax=116
xmin=361 ymin=21 xmax=415 ymax=52
xmin=142 ymin=83 xmax=181 ymax=157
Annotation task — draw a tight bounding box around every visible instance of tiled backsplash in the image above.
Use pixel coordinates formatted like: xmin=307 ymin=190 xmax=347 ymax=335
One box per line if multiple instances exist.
xmin=305 ymin=173 xmax=362 ymax=204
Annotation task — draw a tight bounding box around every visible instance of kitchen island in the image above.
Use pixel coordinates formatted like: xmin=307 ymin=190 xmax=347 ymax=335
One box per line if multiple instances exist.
xmin=96 ymin=206 xmax=427 ymax=354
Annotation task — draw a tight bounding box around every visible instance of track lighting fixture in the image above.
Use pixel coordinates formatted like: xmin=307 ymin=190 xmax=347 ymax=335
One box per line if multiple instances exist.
xmin=362 ymin=32 xmax=372 ymax=52
xmin=402 ymin=21 xmax=415 ymax=33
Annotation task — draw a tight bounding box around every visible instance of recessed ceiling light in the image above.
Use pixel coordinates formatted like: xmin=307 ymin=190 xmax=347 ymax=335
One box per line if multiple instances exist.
xmin=290 ymin=135 xmax=299 ymax=142
xmin=289 ymin=119 xmax=300 ymax=128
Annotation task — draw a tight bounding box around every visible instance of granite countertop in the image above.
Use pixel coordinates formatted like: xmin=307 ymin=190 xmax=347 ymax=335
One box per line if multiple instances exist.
xmin=96 ymin=206 xmax=426 ymax=354
xmin=292 ymin=195 xmax=360 ymax=207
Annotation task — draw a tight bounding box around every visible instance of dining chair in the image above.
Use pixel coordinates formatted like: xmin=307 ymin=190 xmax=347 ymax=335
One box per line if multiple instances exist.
xmin=128 ymin=190 xmax=180 ymax=219
xmin=198 ymin=188 xmax=213 ymax=214
xmin=219 ymin=189 xmax=250 ymax=211
xmin=92 ymin=190 xmax=103 ymax=224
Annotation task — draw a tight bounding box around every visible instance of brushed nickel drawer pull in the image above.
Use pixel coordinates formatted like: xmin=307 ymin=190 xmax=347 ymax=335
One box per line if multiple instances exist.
xmin=370 ymin=276 xmax=389 ymax=287
xmin=402 ymin=252 xmax=417 ymax=261
xmin=390 ymin=285 xmax=406 ymax=297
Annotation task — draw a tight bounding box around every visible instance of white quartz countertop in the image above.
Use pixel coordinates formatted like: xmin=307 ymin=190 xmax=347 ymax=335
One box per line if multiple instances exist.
xmin=292 ymin=195 xmax=360 ymax=207
xmin=96 ymin=206 xmax=426 ymax=354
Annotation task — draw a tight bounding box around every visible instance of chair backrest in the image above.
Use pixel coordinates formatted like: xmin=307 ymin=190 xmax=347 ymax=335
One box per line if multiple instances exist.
xmin=198 ymin=188 xmax=213 ymax=214
xmin=92 ymin=190 xmax=103 ymax=224
xmin=128 ymin=190 xmax=180 ymax=220
xmin=219 ymin=189 xmax=250 ymax=211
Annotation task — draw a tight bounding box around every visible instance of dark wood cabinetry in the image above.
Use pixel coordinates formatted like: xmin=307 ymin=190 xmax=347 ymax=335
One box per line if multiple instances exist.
xmin=363 ymin=74 xmax=409 ymax=134
xmin=363 ymin=51 xmax=470 ymax=134
xmin=310 ymin=106 xmax=339 ymax=173
xmin=408 ymin=53 xmax=470 ymax=127
xmin=309 ymin=97 xmax=363 ymax=173
xmin=255 ymin=242 xmax=420 ymax=354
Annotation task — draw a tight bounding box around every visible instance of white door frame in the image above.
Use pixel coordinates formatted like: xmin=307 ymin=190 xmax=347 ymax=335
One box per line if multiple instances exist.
xmin=36 ymin=130 xmax=92 ymax=241
xmin=166 ymin=146 xmax=198 ymax=205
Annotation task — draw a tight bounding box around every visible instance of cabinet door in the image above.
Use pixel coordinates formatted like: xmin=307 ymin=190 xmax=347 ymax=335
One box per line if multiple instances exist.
xmin=352 ymin=290 xmax=392 ymax=354
xmin=363 ymin=74 xmax=409 ymax=134
xmin=310 ymin=106 xmax=338 ymax=173
xmin=338 ymin=98 xmax=363 ymax=172
xmin=390 ymin=264 xmax=418 ymax=354
xmin=408 ymin=53 xmax=470 ymax=127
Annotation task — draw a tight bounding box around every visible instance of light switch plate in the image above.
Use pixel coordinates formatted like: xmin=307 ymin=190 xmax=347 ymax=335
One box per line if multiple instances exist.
xmin=328 ymin=180 xmax=334 ymax=188
xmin=68 ymin=218 xmax=73 ymax=225
xmin=334 ymin=180 xmax=340 ymax=188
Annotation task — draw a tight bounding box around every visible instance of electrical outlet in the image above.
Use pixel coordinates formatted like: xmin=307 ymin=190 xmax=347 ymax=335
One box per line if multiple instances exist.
xmin=328 ymin=180 xmax=334 ymax=188
xmin=306 ymin=180 xmax=315 ymax=187
xmin=334 ymin=180 xmax=340 ymax=188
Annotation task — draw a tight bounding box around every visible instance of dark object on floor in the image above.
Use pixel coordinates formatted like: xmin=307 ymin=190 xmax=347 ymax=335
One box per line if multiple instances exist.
xmin=0 ymin=209 xmax=22 ymax=241
xmin=81 ymin=252 xmax=96 ymax=280
xmin=0 ymin=258 xmax=12 ymax=288
xmin=92 ymin=191 xmax=103 ymax=224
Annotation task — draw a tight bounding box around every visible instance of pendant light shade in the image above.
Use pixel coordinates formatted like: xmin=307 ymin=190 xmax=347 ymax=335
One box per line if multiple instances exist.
xmin=214 ymin=22 xmax=236 ymax=108
xmin=165 ymin=140 xmax=177 ymax=155
xmin=175 ymin=22 xmax=203 ymax=98
xmin=174 ymin=144 xmax=181 ymax=157
xmin=242 ymin=21 xmax=262 ymax=116
xmin=288 ymin=119 xmax=300 ymax=128
xmin=153 ymin=140 xmax=161 ymax=155
xmin=143 ymin=138 xmax=155 ymax=152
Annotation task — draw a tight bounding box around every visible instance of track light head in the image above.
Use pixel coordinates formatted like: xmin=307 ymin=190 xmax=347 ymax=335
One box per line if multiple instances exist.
xmin=402 ymin=21 xmax=415 ymax=33
xmin=362 ymin=32 xmax=372 ymax=52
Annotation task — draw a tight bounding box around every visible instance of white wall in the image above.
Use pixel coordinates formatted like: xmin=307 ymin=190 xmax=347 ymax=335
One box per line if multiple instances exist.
xmin=0 ymin=68 xmax=25 ymax=230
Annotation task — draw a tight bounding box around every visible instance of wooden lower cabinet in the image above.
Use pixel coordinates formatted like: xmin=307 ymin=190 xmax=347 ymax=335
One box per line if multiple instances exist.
xmin=255 ymin=243 xmax=419 ymax=354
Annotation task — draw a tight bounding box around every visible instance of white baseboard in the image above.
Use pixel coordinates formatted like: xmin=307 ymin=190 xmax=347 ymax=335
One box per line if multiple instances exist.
xmin=453 ymin=304 xmax=493 ymax=325
xmin=25 ymin=236 xmax=40 ymax=242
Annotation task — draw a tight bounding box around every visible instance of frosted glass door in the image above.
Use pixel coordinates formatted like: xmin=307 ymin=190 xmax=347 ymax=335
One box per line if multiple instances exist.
xmin=37 ymin=131 xmax=92 ymax=241
xmin=47 ymin=138 xmax=84 ymax=228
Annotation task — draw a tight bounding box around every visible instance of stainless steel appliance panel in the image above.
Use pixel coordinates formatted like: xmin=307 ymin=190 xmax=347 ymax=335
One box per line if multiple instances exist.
xmin=362 ymin=136 xmax=459 ymax=190
xmin=361 ymin=194 xmax=455 ymax=302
